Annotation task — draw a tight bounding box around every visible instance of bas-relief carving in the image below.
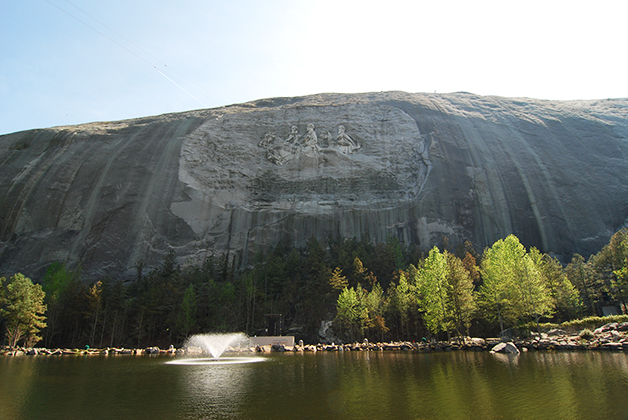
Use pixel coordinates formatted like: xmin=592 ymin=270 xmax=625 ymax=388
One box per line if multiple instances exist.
xmin=255 ymin=121 xmax=433 ymax=198
xmin=176 ymin=105 xmax=435 ymax=231
xmin=334 ymin=125 xmax=361 ymax=155
xmin=258 ymin=124 xmax=362 ymax=166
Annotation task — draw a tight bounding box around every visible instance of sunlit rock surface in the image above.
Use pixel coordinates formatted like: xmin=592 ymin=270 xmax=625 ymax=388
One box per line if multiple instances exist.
xmin=1 ymin=92 xmax=627 ymax=280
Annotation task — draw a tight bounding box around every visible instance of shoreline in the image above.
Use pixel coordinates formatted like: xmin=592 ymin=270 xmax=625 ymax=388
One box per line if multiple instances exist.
xmin=3 ymin=322 xmax=627 ymax=357
xmin=2 ymin=339 xmax=627 ymax=357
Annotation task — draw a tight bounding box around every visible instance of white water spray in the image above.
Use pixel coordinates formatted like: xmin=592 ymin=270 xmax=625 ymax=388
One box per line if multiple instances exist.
xmin=185 ymin=333 xmax=249 ymax=359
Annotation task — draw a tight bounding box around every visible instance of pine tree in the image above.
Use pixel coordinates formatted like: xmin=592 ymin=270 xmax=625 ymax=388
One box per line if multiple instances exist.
xmin=329 ymin=267 xmax=349 ymax=291
xmin=178 ymin=284 xmax=197 ymax=338
xmin=0 ymin=273 xmax=47 ymax=348
xmin=462 ymin=252 xmax=481 ymax=287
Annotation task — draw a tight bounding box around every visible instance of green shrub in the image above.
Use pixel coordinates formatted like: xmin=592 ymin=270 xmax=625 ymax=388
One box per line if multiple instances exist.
xmin=578 ymin=328 xmax=594 ymax=340
xmin=561 ymin=315 xmax=628 ymax=332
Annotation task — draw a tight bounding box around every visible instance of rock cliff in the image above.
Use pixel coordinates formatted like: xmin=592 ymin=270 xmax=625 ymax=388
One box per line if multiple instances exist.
xmin=1 ymin=92 xmax=627 ymax=280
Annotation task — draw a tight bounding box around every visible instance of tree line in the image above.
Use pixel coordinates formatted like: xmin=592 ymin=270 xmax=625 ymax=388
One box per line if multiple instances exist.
xmin=1 ymin=229 xmax=627 ymax=348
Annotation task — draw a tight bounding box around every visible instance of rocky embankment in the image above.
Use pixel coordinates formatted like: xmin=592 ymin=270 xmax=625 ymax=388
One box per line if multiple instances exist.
xmin=263 ymin=322 xmax=628 ymax=353
xmin=3 ymin=323 xmax=628 ymax=357
xmin=0 ymin=345 xmax=182 ymax=357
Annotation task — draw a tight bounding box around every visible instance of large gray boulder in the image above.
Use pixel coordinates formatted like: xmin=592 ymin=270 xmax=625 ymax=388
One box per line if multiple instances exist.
xmin=490 ymin=342 xmax=520 ymax=355
xmin=1 ymin=92 xmax=627 ymax=280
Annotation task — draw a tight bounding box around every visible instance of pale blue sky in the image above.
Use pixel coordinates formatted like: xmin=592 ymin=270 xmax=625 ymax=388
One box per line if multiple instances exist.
xmin=1 ymin=0 xmax=626 ymax=135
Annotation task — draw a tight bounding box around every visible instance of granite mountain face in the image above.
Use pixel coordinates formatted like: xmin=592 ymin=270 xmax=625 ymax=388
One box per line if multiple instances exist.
xmin=1 ymin=92 xmax=627 ymax=280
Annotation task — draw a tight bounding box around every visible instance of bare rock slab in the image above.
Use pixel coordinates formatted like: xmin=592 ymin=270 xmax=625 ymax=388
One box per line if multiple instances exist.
xmin=1 ymin=92 xmax=628 ymax=279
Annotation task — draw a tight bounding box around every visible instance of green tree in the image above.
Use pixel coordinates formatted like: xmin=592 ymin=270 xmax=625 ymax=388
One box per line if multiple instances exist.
xmin=565 ymin=254 xmax=596 ymax=315
xmin=414 ymin=247 xmax=450 ymax=338
xmin=445 ymin=252 xmax=476 ymax=339
xmin=178 ymin=284 xmax=197 ymax=338
xmin=585 ymin=229 xmax=628 ymax=314
xmin=363 ymin=282 xmax=389 ymax=341
xmin=104 ymin=280 xmax=126 ymax=348
xmin=479 ymin=235 xmax=524 ymax=333
xmin=479 ymin=235 xmax=553 ymax=335
xmin=608 ymin=229 xmax=628 ymax=310
xmin=386 ymin=270 xmax=416 ymax=340
xmin=529 ymin=248 xmax=582 ymax=321
xmin=515 ymin=253 xmax=554 ymax=334
xmin=0 ymin=273 xmax=47 ymax=348
xmin=41 ymin=262 xmax=80 ymax=347
xmin=334 ymin=287 xmax=364 ymax=342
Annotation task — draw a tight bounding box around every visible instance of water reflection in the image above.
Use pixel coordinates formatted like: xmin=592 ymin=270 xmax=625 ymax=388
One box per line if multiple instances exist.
xmin=249 ymin=351 xmax=628 ymax=419
xmin=0 ymin=357 xmax=37 ymax=419
xmin=167 ymin=356 xmax=265 ymax=365
xmin=174 ymin=357 xmax=259 ymax=419
xmin=1 ymin=352 xmax=627 ymax=419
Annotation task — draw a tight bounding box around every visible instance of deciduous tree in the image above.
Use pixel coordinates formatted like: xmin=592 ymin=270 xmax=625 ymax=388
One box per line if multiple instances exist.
xmin=479 ymin=235 xmax=553 ymax=335
xmin=414 ymin=247 xmax=450 ymax=338
xmin=529 ymin=248 xmax=582 ymax=321
xmin=445 ymin=252 xmax=476 ymax=339
xmin=335 ymin=287 xmax=364 ymax=341
xmin=363 ymin=282 xmax=389 ymax=341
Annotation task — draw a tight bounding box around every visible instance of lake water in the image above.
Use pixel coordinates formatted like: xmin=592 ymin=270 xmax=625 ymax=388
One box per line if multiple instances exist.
xmin=1 ymin=350 xmax=628 ymax=419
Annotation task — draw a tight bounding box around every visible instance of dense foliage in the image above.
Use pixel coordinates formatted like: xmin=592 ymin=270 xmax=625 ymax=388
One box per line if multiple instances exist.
xmin=0 ymin=273 xmax=47 ymax=347
xmin=1 ymin=229 xmax=627 ymax=348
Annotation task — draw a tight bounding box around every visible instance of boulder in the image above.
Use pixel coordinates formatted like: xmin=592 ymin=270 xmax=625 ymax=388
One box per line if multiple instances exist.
xmin=270 ymin=344 xmax=285 ymax=352
xmin=595 ymin=323 xmax=619 ymax=334
xmin=601 ymin=342 xmax=623 ymax=351
xmin=490 ymin=342 xmax=520 ymax=355
xmin=469 ymin=338 xmax=487 ymax=347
